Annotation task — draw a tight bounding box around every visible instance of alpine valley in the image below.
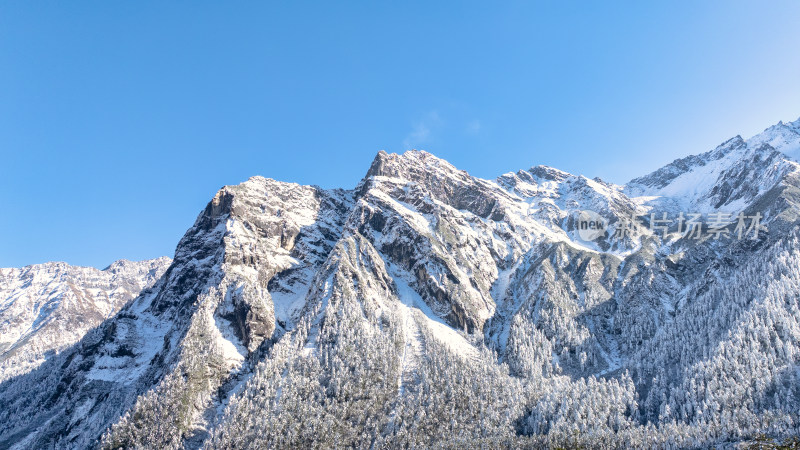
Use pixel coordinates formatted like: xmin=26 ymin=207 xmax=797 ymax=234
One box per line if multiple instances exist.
xmin=2 ymin=118 xmax=800 ymax=449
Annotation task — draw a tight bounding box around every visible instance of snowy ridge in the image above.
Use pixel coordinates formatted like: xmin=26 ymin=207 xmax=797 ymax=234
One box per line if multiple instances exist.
xmin=626 ymin=117 xmax=800 ymax=214
xmin=749 ymin=117 xmax=800 ymax=162
xmin=0 ymin=257 xmax=170 ymax=382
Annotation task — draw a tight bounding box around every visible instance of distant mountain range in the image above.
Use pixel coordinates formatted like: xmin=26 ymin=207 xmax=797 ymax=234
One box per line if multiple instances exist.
xmin=0 ymin=258 xmax=170 ymax=382
xmin=2 ymin=117 xmax=799 ymax=448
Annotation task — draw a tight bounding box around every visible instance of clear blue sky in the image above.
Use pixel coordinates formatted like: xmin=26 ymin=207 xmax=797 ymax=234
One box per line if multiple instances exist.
xmin=2 ymin=1 xmax=799 ymax=268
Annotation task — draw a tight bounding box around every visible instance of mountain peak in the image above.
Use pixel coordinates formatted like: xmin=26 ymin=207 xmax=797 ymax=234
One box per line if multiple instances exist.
xmin=627 ymin=133 xmax=748 ymax=191
xmin=365 ymin=149 xmax=459 ymax=180
xmin=527 ymin=165 xmax=572 ymax=182
xmin=746 ymin=118 xmax=800 ymax=162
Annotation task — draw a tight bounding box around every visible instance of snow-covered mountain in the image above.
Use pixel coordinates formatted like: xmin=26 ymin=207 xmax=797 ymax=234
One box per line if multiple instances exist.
xmin=0 ymin=258 xmax=171 ymax=382
xmin=627 ymin=119 xmax=800 ymax=214
xmin=2 ymin=117 xmax=800 ymax=448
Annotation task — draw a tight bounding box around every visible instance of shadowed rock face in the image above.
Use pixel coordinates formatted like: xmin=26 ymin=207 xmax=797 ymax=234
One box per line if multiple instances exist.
xmin=3 ymin=118 xmax=800 ymax=448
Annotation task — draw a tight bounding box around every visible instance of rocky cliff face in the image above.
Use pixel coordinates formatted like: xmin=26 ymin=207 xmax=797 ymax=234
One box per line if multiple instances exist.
xmin=2 ymin=117 xmax=800 ymax=449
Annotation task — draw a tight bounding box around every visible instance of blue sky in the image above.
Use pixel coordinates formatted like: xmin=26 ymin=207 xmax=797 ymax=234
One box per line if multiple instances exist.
xmin=2 ymin=1 xmax=799 ymax=268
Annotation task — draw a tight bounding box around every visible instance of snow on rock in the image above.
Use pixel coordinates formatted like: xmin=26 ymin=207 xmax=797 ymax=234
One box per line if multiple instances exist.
xmin=0 ymin=257 xmax=170 ymax=381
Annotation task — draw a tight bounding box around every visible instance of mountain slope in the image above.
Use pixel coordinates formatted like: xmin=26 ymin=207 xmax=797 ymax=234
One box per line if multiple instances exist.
xmin=0 ymin=257 xmax=170 ymax=382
